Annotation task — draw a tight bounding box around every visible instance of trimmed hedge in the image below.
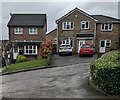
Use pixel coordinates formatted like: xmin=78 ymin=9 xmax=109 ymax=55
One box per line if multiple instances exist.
xmin=90 ymin=51 xmax=120 ymax=95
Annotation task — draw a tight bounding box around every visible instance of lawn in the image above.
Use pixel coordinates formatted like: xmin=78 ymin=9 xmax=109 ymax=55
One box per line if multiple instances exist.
xmin=2 ymin=58 xmax=49 ymax=74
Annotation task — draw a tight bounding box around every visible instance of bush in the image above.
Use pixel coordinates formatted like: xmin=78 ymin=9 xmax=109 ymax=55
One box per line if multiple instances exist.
xmin=90 ymin=51 xmax=120 ymax=95
xmin=40 ymin=39 xmax=53 ymax=59
xmin=16 ymin=55 xmax=29 ymax=63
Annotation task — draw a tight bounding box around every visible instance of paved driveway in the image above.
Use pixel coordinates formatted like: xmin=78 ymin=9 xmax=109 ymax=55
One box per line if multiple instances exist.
xmin=51 ymin=54 xmax=97 ymax=67
xmin=1 ymin=62 xmax=112 ymax=98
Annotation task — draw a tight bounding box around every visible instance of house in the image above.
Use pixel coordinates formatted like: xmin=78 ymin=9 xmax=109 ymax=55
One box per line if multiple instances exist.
xmin=56 ymin=7 xmax=120 ymax=53
xmin=7 ymin=14 xmax=47 ymax=60
xmin=46 ymin=28 xmax=57 ymax=54
xmin=92 ymin=15 xmax=120 ymax=53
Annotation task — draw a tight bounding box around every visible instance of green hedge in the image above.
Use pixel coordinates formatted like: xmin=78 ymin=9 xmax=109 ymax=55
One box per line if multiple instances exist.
xmin=90 ymin=51 xmax=120 ymax=95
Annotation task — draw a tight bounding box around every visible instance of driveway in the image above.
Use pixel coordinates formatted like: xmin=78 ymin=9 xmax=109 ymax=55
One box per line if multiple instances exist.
xmin=1 ymin=62 xmax=113 ymax=98
xmin=51 ymin=54 xmax=97 ymax=67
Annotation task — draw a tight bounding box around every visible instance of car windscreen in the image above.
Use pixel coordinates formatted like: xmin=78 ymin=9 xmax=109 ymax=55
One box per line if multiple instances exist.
xmin=81 ymin=45 xmax=93 ymax=48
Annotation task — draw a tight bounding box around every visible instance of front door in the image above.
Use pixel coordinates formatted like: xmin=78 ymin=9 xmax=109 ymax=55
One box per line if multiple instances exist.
xmin=13 ymin=47 xmax=19 ymax=59
xmin=99 ymin=40 xmax=106 ymax=53
xmin=78 ymin=40 xmax=85 ymax=53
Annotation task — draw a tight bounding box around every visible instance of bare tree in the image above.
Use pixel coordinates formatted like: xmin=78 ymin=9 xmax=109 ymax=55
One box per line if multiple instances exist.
xmin=2 ymin=40 xmax=12 ymax=67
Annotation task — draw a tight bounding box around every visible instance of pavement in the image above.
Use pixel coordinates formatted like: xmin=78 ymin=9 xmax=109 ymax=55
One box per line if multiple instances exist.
xmin=0 ymin=54 xmax=117 ymax=99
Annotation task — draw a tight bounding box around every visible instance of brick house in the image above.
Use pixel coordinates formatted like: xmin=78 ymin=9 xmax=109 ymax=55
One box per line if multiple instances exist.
xmin=46 ymin=28 xmax=57 ymax=54
xmin=7 ymin=14 xmax=47 ymax=60
xmin=92 ymin=15 xmax=120 ymax=53
xmin=56 ymin=7 xmax=120 ymax=53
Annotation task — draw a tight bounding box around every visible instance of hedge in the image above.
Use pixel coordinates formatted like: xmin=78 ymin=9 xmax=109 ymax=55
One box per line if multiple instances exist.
xmin=90 ymin=51 xmax=120 ymax=95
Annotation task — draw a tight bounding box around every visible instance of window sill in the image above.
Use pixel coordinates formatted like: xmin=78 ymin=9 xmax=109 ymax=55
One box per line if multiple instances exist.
xmin=81 ymin=28 xmax=89 ymax=30
xmin=101 ymin=30 xmax=112 ymax=32
xmin=14 ymin=33 xmax=23 ymax=35
xmin=24 ymin=54 xmax=38 ymax=56
xmin=62 ymin=29 xmax=74 ymax=31
xmin=29 ymin=34 xmax=38 ymax=35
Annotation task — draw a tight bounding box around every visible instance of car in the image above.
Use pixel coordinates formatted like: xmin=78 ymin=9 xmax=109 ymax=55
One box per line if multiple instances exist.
xmin=79 ymin=44 xmax=95 ymax=57
xmin=59 ymin=44 xmax=72 ymax=56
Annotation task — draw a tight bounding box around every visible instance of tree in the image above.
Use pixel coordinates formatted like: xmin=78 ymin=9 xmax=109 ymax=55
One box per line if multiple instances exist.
xmin=2 ymin=40 xmax=13 ymax=67
xmin=40 ymin=38 xmax=54 ymax=59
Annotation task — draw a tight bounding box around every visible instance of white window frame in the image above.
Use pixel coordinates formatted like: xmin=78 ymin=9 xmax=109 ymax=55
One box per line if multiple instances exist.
xmin=24 ymin=45 xmax=37 ymax=55
xmin=62 ymin=22 xmax=74 ymax=30
xmin=81 ymin=21 xmax=89 ymax=29
xmin=62 ymin=38 xmax=71 ymax=45
xmin=14 ymin=27 xmax=23 ymax=34
xmin=101 ymin=23 xmax=113 ymax=31
xmin=29 ymin=27 xmax=38 ymax=34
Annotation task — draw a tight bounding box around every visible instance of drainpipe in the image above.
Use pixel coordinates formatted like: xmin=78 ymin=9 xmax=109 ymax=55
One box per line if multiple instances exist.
xmin=56 ymin=24 xmax=59 ymax=53
xmin=94 ymin=23 xmax=97 ymax=52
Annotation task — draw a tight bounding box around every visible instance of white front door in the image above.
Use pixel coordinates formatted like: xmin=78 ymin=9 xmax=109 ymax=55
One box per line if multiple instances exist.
xmin=78 ymin=40 xmax=85 ymax=53
xmin=99 ymin=40 xmax=106 ymax=53
xmin=13 ymin=47 xmax=19 ymax=59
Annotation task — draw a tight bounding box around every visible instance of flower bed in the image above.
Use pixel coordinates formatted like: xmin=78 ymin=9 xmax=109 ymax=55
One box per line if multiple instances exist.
xmin=90 ymin=50 xmax=120 ymax=95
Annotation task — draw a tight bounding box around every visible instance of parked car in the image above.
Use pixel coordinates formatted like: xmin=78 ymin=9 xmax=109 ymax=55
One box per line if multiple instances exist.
xmin=59 ymin=44 xmax=72 ymax=56
xmin=79 ymin=44 xmax=95 ymax=57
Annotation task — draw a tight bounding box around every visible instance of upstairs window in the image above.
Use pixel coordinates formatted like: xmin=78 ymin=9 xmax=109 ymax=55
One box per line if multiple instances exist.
xmin=29 ymin=27 xmax=38 ymax=34
xmin=81 ymin=21 xmax=89 ymax=29
xmin=101 ymin=23 xmax=112 ymax=31
xmin=62 ymin=22 xmax=74 ymax=30
xmin=24 ymin=45 xmax=37 ymax=55
xmin=14 ymin=27 xmax=23 ymax=34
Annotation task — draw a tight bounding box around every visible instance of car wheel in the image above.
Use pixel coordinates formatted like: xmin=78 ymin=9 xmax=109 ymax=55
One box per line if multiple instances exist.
xmin=79 ymin=54 xmax=82 ymax=57
xmin=70 ymin=52 xmax=72 ymax=55
xmin=59 ymin=53 xmax=62 ymax=56
xmin=91 ymin=54 xmax=93 ymax=57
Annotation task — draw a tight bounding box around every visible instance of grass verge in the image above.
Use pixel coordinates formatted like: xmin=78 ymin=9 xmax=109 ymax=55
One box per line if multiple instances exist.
xmin=2 ymin=58 xmax=49 ymax=74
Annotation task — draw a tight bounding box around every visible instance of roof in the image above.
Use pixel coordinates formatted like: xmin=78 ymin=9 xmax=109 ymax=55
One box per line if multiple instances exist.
xmin=91 ymin=15 xmax=119 ymax=23
xmin=56 ymin=7 xmax=97 ymax=23
xmin=7 ymin=14 xmax=46 ymax=27
xmin=46 ymin=28 xmax=57 ymax=36
xmin=56 ymin=7 xmax=120 ymax=24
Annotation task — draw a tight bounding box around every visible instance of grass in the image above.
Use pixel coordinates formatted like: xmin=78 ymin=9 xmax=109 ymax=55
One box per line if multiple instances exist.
xmin=2 ymin=58 xmax=49 ymax=74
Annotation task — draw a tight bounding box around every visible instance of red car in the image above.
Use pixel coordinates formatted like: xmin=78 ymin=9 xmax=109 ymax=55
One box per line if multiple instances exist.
xmin=79 ymin=44 xmax=95 ymax=57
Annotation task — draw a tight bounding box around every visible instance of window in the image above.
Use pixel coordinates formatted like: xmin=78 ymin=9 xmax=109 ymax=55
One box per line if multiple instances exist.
xmin=101 ymin=23 xmax=112 ymax=31
xmin=81 ymin=21 xmax=89 ymax=29
xmin=29 ymin=28 xmax=38 ymax=34
xmin=14 ymin=27 xmax=23 ymax=34
xmin=62 ymin=38 xmax=70 ymax=45
xmin=61 ymin=38 xmax=74 ymax=47
xmin=62 ymin=22 xmax=74 ymax=30
xmin=24 ymin=45 xmax=37 ymax=55
xmin=106 ymin=40 xmax=111 ymax=47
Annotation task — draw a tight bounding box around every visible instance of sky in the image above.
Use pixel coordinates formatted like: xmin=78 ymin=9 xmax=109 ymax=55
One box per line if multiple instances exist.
xmin=0 ymin=1 xmax=120 ymax=40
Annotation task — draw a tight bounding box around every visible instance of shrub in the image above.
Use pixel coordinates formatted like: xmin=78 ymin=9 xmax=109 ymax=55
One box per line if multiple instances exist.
xmin=40 ymin=39 xmax=53 ymax=59
xmin=90 ymin=51 xmax=120 ymax=95
xmin=16 ymin=55 xmax=29 ymax=63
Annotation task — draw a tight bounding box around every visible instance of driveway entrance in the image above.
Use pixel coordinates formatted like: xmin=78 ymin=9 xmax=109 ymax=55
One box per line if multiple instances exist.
xmin=51 ymin=54 xmax=97 ymax=67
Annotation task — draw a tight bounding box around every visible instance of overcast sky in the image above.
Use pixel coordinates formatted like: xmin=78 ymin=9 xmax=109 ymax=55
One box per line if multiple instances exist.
xmin=1 ymin=1 xmax=120 ymax=40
